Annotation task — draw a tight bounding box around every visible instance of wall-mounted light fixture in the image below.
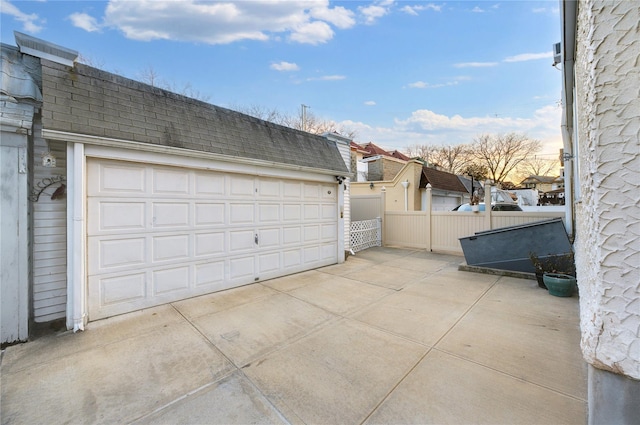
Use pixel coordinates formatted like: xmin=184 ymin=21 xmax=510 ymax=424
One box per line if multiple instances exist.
xmin=335 ymin=176 xmax=345 ymax=184
xmin=369 ymin=182 xmax=374 ymax=189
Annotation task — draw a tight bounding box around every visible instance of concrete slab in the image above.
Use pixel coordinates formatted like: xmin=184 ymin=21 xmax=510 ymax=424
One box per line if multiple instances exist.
xmin=172 ymin=283 xmax=277 ymax=322
xmin=351 ymin=247 xmax=416 ymax=263
xmin=243 ymin=319 xmax=427 ymax=425
xmin=436 ymin=280 xmax=587 ymax=399
xmin=134 ymin=371 xmax=290 ymax=425
xmin=191 ymin=292 xmax=336 ymax=367
xmin=402 ymin=270 xmax=498 ymax=305
xmin=261 ymin=269 xmax=337 ymax=292
xmin=365 ymin=349 xmax=587 ymax=424
xmin=1 ymin=304 xmax=185 ymax=375
xmin=1 ymin=321 xmax=233 ymax=424
xmin=318 ymin=255 xmax=375 ymax=276
xmin=352 ymin=290 xmax=473 ymax=346
xmin=383 ymin=255 xmax=453 ymax=274
xmin=286 ymin=275 xmax=393 ymax=315
xmin=345 ymin=263 xmax=425 ymax=290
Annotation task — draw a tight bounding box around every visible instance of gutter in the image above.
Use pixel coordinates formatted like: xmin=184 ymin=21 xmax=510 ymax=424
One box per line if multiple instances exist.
xmin=560 ymin=0 xmax=577 ymax=238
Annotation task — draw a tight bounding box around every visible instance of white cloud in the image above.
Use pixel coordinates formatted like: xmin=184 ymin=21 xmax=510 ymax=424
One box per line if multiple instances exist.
xmin=290 ymin=20 xmax=334 ymax=44
xmin=270 ymin=61 xmax=300 ymax=71
xmin=454 ymin=62 xmax=498 ymax=68
xmin=532 ymin=7 xmax=547 ymax=13
xmin=307 ymin=75 xmax=346 ymax=81
xmin=407 ymin=80 xmax=459 ymax=89
xmin=364 ymin=100 xmax=376 ymax=106
xmin=400 ymin=4 xmax=442 ymax=16
xmin=0 ymin=0 xmax=44 ymax=33
xmin=503 ymin=52 xmax=553 ymax=62
xmin=358 ymin=0 xmax=393 ymax=25
xmin=95 ymin=0 xmax=351 ymax=45
xmin=310 ymin=5 xmax=355 ymax=29
xmin=472 ymin=6 xmax=484 ymax=13
xmin=69 ymin=12 xmax=101 ymax=32
xmin=336 ymin=104 xmax=562 ymax=153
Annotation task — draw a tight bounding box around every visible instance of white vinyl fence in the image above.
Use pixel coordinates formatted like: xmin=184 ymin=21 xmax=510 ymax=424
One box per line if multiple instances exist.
xmin=350 ymin=218 xmax=382 ymax=252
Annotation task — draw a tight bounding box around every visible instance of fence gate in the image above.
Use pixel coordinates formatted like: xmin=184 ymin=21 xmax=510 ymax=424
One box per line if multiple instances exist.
xmin=350 ymin=218 xmax=382 ymax=253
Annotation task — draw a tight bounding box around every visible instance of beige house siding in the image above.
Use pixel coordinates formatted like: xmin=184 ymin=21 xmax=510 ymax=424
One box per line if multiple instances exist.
xmin=351 ymin=161 xmax=423 ymax=212
xmin=574 ymin=0 xmax=639 ymax=379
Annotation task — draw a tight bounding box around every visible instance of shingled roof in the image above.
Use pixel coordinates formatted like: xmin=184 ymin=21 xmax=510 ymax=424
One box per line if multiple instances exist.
xmin=40 ymin=60 xmax=347 ymax=174
xmin=420 ymin=166 xmax=469 ymax=193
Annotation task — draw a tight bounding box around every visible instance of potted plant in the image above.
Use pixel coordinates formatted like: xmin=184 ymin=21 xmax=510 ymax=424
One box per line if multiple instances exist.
xmin=529 ymin=251 xmax=577 ymax=296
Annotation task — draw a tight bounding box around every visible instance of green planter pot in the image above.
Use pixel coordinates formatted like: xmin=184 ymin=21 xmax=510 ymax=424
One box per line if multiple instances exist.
xmin=543 ymin=273 xmax=576 ymax=297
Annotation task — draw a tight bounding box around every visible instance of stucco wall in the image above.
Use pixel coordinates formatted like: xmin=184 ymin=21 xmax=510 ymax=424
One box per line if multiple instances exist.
xmin=574 ymin=0 xmax=640 ymax=380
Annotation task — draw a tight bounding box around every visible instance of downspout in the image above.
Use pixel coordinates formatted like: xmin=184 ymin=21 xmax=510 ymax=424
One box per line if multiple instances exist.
xmin=560 ymin=0 xmax=577 ymax=239
xmin=401 ymin=180 xmax=410 ymax=211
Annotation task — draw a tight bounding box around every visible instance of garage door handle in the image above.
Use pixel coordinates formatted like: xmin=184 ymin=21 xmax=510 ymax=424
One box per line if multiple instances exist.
xmin=255 ymin=234 xmax=259 ymax=245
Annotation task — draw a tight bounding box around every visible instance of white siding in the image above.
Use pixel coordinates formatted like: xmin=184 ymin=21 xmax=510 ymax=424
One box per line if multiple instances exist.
xmin=32 ymin=130 xmax=67 ymax=322
xmin=336 ymin=140 xmax=351 ymax=251
xmin=574 ymin=0 xmax=640 ymax=380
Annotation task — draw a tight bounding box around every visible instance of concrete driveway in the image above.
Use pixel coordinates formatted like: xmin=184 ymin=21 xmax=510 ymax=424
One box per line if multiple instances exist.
xmin=1 ymin=247 xmax=587 ymax=424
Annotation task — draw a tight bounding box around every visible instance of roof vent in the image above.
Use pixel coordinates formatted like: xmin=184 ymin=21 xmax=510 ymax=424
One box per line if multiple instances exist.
xmin=14 ymin=31 xmax=78 ymax=67
xmin=552 ymin=42 xmax=561 ymax=66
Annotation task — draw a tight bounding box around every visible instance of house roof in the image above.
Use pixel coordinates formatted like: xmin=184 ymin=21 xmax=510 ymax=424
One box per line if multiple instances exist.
xmin=521 ymin=175 xmax=558 ymax=184
xmin=40 ymin=60 xmax=348 ymax=175
xmin=420 ymin=167 xmax=469 ymax=193
xmin=390 ymin=150 xmax=410 ymax=161
xmin=360 ymin=142 xmax=392 ymax=158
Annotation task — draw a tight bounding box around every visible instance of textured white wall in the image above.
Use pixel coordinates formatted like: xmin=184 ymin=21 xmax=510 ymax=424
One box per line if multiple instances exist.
xmin=574 ymin=0 xmax=640 ymax=380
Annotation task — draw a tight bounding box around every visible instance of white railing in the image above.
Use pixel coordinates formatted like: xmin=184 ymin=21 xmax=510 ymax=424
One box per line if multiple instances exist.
xmin=350 ymin=218 xmax=382 ymax=252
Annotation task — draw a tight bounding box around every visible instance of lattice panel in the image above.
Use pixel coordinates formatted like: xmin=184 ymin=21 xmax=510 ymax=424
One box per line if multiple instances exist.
xmin=350 ymin=218 xmax=381 ymax=252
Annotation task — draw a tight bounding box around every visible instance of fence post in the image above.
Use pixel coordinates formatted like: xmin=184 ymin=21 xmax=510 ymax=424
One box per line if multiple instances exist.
xmin=426 ymin=184 xmax=432 ymax=251
xmin=484 ymin=180 xmax=493 ymax=231
xmin=380 ymin=187 xmax=386 ymax=246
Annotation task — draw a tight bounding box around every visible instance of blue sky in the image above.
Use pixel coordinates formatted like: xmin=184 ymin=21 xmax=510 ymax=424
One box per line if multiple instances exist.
xmin=1 ymin=0 xmax=563 ymax=156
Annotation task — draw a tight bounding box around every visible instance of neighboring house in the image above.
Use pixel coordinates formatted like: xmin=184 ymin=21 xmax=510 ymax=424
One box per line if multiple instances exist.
xmin=352 ymin=141 xmax=408 ymax=182
xmin=520 ymin=175 xmax=558 ymax=192
xmin=1 ymin=33 xmax=350 ymax=344
xmin=560 ymin=1 xmax=639 ymax=423
xmin=351 ymin=161 xmax=470 ymax=212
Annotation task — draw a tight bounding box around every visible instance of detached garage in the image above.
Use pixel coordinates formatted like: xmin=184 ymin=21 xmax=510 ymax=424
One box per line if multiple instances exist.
xmin=1 ymin=33 xmax=350 ymax=341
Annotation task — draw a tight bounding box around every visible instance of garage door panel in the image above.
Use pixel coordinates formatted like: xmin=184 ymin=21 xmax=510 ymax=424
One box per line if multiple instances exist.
xmin=230 ymin=203 xmax=254 ymax=224
xmin=304 ymin=225 xmax=320 ymax=242
xmin=303 ymin=246 xmax=320 ymax=263
xmin=195 ymin=172 xmax=226 ymax=196
xmin=304 ymin=204 xmax=320 ymax=220
xmin=283 ymin=181 xmax=301 ymax=198
xmin=89 ymin=162 xmax=146 ymax=195
xmin=98 ymin=272 xmax=147 ymax=306
xmin=152 ymin=203 xmax=190 ymax=228
xmin=230 ymin=175 xmax=255 ymax=197
xmin=283 ymin=249 xmax=302 ymax=268
xmin=259 ymin=252 xmax=281 ymax=274
xmin=230 ymin=230 xmax=255 ymax=252
xmin=195 ymin=232 xmax=226 ymax=256
xmin=283 ymin=204 xmax=301 ymax=221
xmin=152 ymin=234 xmax=190 ymax=262
xmin=152 ymin=266 xmax=190 ymax=295
xmin=257 ymin=178 xmax=281 ymax=198
xmin=229 ymin=256 xmax=255 ymax=281
xmin=195 ymin=203 xmax=225 ymax=226
xmin=258 ymin=203 xmax=280 ymax=223
xmin=321 ymin=243 xmax=338 ymax=260
xmin=92 ymin=201 xmax=147 ymax=232
xmin=96 ymin=237 xmax=147 ymax=270
xmin=258 ymin=228 xmax=280 ymax=248
xmin=322 ymin=204 xmax=337 ymax=220
xmin=283 ymin=227 xmax=302 ymax=245
xmin=195 ymin=261 xmax=225 ymax=287
xmin=322 ymin=185 xmax=337 ymax=201
xmin=153 ymin=169 xmax=190 ymax=195
xmin=304 ymin=183 xmax=321 ymax=199
xmin=321 ymin=223 xmax=337 ymax=241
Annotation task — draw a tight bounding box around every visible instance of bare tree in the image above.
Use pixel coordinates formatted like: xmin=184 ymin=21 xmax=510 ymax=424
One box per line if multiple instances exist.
xmin=405 ymin=144 xmax=434 ymax=162
xmin=471 ymin=133 xmax=541 ymax=185
xmin=234 ymin=105 xmax=357 ymax=139
xmin=516 ymin=156 xmax=559 ymax=179
xmin=429 ymin=145 xmax=474 ymax=174
xmin=138 ymin=65 xmax=211 ymax=102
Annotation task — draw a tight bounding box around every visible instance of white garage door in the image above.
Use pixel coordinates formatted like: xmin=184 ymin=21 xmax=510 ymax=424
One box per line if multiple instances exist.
xmin=87 ymin=159 xmax=338 ymax=320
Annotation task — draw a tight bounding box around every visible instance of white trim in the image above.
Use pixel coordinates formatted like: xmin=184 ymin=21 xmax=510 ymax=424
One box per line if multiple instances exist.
xmin=66 ymin=142 xmax=86 ymax=332
xmin=83 ymin=145 xmax=336 ymax=184
xmin=43 ymin=129 xmax=345 ymax=178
